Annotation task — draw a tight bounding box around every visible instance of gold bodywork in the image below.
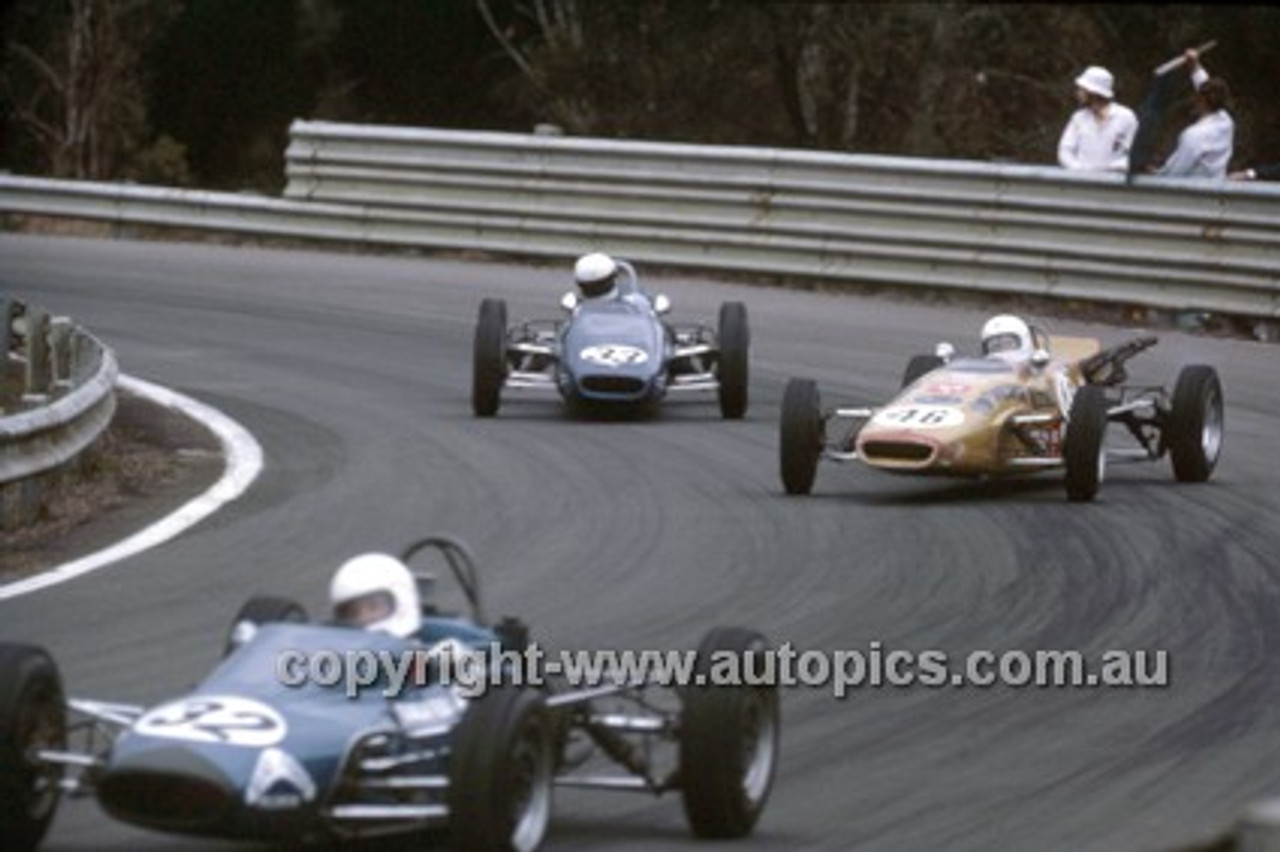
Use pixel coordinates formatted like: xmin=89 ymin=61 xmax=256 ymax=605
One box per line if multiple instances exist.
xmin=853 ymin=337 xmax=1100 ymax=476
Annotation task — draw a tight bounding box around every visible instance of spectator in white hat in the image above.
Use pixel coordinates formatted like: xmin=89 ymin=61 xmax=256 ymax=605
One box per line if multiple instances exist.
xmin=1057 ymin=65 xmax=1139 ymax=172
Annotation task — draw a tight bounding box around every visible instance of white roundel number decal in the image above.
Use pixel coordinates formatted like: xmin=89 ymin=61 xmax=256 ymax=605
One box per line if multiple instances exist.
xmin=136 ymin=696 xmax=286 ymax=747
xmin=873 ymin=405 xmax=964 ymax=430
xmin=580 ymin=344 xmax=649 ymax=367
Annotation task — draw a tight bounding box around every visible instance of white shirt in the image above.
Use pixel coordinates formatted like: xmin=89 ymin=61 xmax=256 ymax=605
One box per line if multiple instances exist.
xmin=1157 ymin=66 xmax=1235 ymax=179
xmin=1057 ymin=103 xmax=1139 ymax=172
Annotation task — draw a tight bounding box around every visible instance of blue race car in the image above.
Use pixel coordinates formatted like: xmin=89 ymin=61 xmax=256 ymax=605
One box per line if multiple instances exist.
xmin=472 ymin=260 xmax=750 ymax=418
xmin=0 ymin=535 xmax=779 ymax=851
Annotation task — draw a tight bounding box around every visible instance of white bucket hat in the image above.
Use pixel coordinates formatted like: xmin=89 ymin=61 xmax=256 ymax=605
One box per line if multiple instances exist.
xmin=1074 ymin=66 xmax=1115 ymax=100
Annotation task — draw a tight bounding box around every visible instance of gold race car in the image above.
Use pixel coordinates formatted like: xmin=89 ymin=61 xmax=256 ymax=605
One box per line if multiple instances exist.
xmin=779 ymin=315 xmax=1223 ymax=501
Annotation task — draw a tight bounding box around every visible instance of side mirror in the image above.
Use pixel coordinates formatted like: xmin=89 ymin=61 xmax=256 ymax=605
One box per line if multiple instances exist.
xmin=653 ymin=293 xmax=671 ymax=315
xmin=934 ymin=341 xmax=956 ymax=363
xmin=560 ymin=292 xmax=579 ymax=312
xmin=1031 ymin=348 xmax=1051 ymax=369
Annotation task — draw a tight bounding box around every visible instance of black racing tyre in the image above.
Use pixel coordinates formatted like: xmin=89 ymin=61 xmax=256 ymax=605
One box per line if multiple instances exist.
xmin=780 ymin=378 xmax=822 ymax=495
xmin=473 ymin=298 xmax=509 ymax=418
xmin=449 ymin=687 xmax=554 ymax=852
xmin=224 ymin=595 xmax=308 ymax=657
xmin=717 ymin=301 xmax=750 ymax=420
xmin=1167 ymin=365 xmax=1224 ymax=483
xmin=0 ymin=643 xmax=66 ymax=852
xmin=679 ymin=626 xmax=779 ymax=839
xmin=901 ymin=354 xmax=944 ymax=389
xmin=1063 ymin=384 xmax=1110 ymax=502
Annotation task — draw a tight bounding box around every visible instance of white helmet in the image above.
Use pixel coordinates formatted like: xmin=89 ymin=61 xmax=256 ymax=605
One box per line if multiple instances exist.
xmin=1074 ymin=66 xmax=1115 ymax=100
xmin=329 ymin=553 xmax=420 ymax=637
xmin=980 ymin=314 xmax=1034 ymax=361
xmin=574 ymin=252 xmax=619 ymax=299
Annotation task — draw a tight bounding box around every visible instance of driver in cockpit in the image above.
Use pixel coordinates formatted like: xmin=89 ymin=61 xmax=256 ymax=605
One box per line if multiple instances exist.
xmin=573 ymin=252 xmax=654 ymax=310
xmin=329 ymin=553 xmax=422 ymax=637
xmin=980 ymin=314 xmax=1037 ymax=364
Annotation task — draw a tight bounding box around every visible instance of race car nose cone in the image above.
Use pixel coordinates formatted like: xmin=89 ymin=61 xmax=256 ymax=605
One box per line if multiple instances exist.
xmin=99 ymin=746 xmax=235 ymax=832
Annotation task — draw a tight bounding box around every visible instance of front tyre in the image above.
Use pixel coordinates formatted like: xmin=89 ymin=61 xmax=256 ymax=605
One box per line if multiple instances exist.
xmin=449 ymin=687 xmax=554 ymax=852
xmin=0 ymin=643 xmax=66 ymax=852
xmin=680 ymin=627 xmax=779 ymax=839
xmin=1168 ymin=365 xmax=1223 ymax=483
xmin=473 ymin=298 xmax=509 ymax=418
xmin=1063 ymin=384 xmax=1109 ymax=502
xmin=717 ymin=302 xmax=750 ymax=419
xmin=780 ymin=378 xmax=822 ymax=495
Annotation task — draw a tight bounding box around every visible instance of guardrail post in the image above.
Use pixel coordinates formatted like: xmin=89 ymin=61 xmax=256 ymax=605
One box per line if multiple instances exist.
xmin=0 ymin=296 xmax=13 ymax=360
xmin=22 ymin=306 xmax=51 ymax=401
xmin=1238 ymin=797 xmax=1280 ymax=852
xmin=49 ymin=317 xmax=74 ymax=393
xmin=1 ymin=297 xmax=20 ymax=414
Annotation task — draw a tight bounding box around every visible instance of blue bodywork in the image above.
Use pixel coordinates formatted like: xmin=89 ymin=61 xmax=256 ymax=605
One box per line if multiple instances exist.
xmin=96 ymin=619 xmax=494 ymax=841
xmin=557 ymin=295 xmax=672 ymax=405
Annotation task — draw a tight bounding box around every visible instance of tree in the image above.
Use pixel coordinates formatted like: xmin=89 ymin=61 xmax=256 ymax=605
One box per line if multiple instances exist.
xmin=1 ymin=0 xmax=177 ymax=180
xmin=3 ymin=3 xmax=1277 ymax=186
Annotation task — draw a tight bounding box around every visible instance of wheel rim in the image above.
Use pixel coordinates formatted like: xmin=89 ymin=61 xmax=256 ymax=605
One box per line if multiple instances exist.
xmin=1201 ymin=386 xmax=1223 ymax=463
xmin=740 ymin=691 xmax=777 ymax=806
xmin=1096 ymin=439 xmax=1107 ymax=486
xmin=20 ymin=682 xmax=63 ymax=821
xmin=508 ymin=719 xmax=552 ymax=852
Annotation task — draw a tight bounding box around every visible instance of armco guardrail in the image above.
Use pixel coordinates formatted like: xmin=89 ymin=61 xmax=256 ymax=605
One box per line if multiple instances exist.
xmin=1 ymin=121 xmax=1278 ymax=319
xmin=1 ymin=298 xmax=118 ymax=531
xmin=284 ymin=121 xmax=1280 ymax=318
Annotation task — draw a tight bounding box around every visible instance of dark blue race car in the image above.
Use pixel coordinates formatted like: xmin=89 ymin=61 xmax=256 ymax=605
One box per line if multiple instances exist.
xmin=0 ymin=536 xmax=779 ymax=851
xmin=472 ymin=261 xmax=750 ymax=418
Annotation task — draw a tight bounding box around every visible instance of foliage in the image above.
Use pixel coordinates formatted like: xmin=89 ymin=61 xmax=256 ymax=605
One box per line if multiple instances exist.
xmin=1 ymin=2 xmax=1277 ymax=189
xmin=1 ymin=0 xmax=181 ymax=180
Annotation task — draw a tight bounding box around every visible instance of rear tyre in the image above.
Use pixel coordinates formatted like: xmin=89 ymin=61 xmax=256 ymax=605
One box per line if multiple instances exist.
xmin=1064 ymin=384 xmax=1109 ymax=502
xmin=473 ymin=298 xmax=509 ymax=418
xmin=224 ymin=596 xmax=308 ymax=656
xmin=901 ymin=354 xmax=944 ymax=389
xmin=717 ymin=302 xmax=750 ymax=420
xmin=449 ymin=687 xmax=554 ymax=852
xmin=680 ymin=627 xmax=779 ymax=839
xmin=1167 ymin=365 xmax=1223 ymax=483
xmin=0 ymin=643 xmax=65 ymax=852
xmin=780 ymin=378 xmax=822 ymax=495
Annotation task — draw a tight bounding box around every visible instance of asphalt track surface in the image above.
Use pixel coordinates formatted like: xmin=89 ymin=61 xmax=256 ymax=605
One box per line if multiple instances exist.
xmin=2 ymin=233 xmax=1280 ymax=852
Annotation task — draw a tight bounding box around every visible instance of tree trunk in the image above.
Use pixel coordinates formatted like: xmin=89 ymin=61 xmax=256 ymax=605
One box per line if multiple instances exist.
xmin=902 ymin=5 xmax=962 ymax=156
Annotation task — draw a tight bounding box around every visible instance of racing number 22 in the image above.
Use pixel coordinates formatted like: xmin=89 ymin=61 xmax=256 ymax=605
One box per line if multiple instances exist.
xmin=137 ymin=697 xmax=286 ymax=747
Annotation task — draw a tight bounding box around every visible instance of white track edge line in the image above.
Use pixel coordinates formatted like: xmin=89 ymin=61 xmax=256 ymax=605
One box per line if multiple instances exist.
xmin=0 ymin=375 xmax=264 ymax=600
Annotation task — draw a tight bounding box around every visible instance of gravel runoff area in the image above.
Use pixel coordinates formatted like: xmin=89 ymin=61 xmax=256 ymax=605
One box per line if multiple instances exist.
xmin=0 ymin=387 xmax=223 ymax=582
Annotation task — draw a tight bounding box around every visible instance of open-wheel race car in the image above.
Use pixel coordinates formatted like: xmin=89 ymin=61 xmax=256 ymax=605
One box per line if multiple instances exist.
xmin=779 ymin=314 xmax=1224 ymax=502
xmin=0 ymin=535 xmax=779 ymax=851
xmin=472 ymin=257 xmax=750 ymax=418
